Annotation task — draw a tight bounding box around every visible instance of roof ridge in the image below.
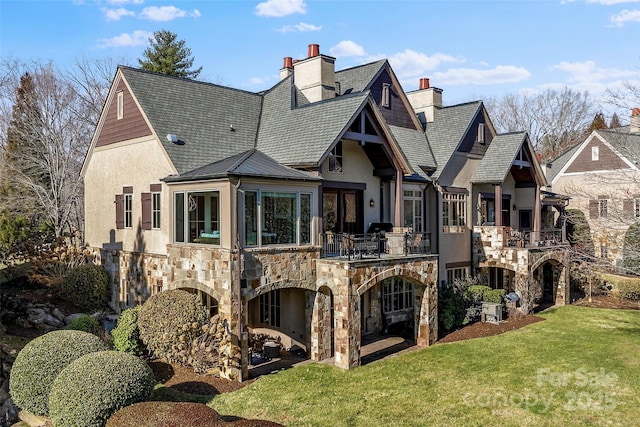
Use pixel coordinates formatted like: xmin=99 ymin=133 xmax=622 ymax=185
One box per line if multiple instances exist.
xmin=335 ymin=59 xmax=387 ymax=75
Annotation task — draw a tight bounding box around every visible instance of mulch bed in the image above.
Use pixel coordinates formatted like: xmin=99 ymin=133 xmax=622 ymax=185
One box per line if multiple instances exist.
xmin=439 ymin=314 xmax=546 ymax=344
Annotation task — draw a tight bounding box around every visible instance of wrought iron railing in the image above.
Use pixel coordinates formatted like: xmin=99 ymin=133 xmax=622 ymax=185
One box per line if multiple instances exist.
xmin=321 ymin=232 xmax=385 ymax=260
xmin=405 ymin=232 xmax=432 ymax=255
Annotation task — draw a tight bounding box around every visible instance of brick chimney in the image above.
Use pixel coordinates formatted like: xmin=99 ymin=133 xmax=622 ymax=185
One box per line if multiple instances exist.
xmin=280 ymin=56 xmax=293 ymax=80
xmin=292 ymin=44 xmax=336 ymax=103
xmin=406 ymin=77 xmax=443 ymax=124
xmin=631 ymin=108 xmax=640 ymax=134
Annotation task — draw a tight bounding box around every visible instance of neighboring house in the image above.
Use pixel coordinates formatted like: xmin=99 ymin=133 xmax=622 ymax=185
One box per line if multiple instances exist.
xmin=545 ymin=109 xmax=640 ymax=271
xmin=82 ymin=44 xmax=569 ymax=381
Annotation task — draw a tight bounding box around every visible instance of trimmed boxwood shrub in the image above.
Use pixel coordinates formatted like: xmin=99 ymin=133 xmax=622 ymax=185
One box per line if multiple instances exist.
xmin=137 ymin=289 xmax=207 ymax=362
xmin=483 ymin=288 xmax=506 ymax=304
xmin=464 ymin=285 xmax=491 ymax=304
xmin=68 ymin=314 xmax=102 ymax=335
xmin=62 ymin=263 xmax=109 ymax=312
xmin=9 ymin=330 xmax=109 ymax=416
xmin=49 ymin=351 xmax=156 ymax=427
xmin=111 ymin=306 xmax=145 ymax=356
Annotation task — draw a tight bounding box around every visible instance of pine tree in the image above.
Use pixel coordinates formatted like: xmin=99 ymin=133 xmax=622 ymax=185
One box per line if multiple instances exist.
xmin=609 ymin=112 xmax=621 ymax=129
xmin=138 ymin=30 xmax=202 ymax=79
xmin=588 ymin=111 xmax=607 ymax=132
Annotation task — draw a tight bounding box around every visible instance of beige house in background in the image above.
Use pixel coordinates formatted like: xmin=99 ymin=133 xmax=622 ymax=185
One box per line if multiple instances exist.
xmin=545 ymin=109 xmax=640 ymax=271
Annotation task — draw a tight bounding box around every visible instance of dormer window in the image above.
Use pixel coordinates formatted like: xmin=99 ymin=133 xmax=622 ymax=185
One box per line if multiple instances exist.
xmin=381 ymin=83 xmax=390 ymax=108
xmin=477 ymin=123 xmax=485 ymax=144
xmin=117 ymin=91 xmax=124 ymax=120
xmin=592 ymin=146 xmax=599 ymax=161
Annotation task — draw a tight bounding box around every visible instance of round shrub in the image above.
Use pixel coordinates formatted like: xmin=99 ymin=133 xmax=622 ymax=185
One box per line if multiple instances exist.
xmin=137 ymin=289 xmax=207 ymax=362
xmin=68 ymin=314 xmax=102 ymax=335
xmin=484 ymin=288 xmax=506 ymax=304
xmin=62 ymin=263 xmax=109 ymax=311
xmin=106 ymin=402 xmax=221 ymax=427
xmin=9 ymin=330 xmax=109 ymax=416
xmin=111 ymin=306 xmax=145 ymax=356
xmin=49 ymin=351 xmax=156 ymax=427
xmin=464 ymin=285 xmax=491 ymax=304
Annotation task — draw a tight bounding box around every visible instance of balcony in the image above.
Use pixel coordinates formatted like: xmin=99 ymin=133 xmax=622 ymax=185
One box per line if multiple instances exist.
xmin=320 ymin=231 xmax=433 ymax=260
xmin=475 ymin=226 xmax=567 ymax=250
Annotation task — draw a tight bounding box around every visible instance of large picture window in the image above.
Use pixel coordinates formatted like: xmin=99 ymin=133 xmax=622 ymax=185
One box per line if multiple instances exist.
xmin=382 ymin=277 xmax=414 ymax=313
xmin=174 ymin=190 xmax=220 ymax=245
xmin=245 ymin=190 xmax=312 ymax=246
xmin=442 ymin=192 xmax=466 ymax=233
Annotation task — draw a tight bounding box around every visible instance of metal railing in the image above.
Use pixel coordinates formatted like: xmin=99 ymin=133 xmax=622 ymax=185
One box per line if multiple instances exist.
xmin=321 ymin=232 xmax=385 ymax=260
xmin=505 ymin=228 xmax=564 ymax=248
xmin=405 ymin=232 xmax=432 ymax=255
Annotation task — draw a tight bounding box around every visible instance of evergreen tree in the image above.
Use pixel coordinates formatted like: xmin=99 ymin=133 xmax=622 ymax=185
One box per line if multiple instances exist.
xmin=138 ymin=30 xmax=202 ymax=78
xmin=609 ymin=112 xmax=621 ymax=129
xmin=588 ymin=111 xmax=607 ymax=132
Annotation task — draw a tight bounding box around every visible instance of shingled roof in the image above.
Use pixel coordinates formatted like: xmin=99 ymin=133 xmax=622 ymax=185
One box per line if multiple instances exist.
xmin=471 ymin=132 xmax=528 ymax=183
xmin=388 ymin=125 xmax=435 ymax=180
xmin=425 ymin=101 xmax=483 ymax=179
xmin=334 ymin=60 xmax=387 ymax=95
xmin=163 ymin=149 xmax=321 ymax=183
xmin=120 ymin=67 xmax=261 ymax=175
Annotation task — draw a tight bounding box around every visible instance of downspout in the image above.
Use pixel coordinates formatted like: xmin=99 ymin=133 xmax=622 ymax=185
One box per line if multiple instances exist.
xmin=395 ymin=169 xmax=402 ymax=227
xmin=233 ymin=177 xmax=244 ymax=382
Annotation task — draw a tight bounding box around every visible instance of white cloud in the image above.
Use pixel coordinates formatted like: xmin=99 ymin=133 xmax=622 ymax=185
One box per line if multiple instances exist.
xmin=330 ymin=41 xmax=366 ymax=58
xmin=276 ymin=22 xmax=321 ymax=33
xmin=108 ymin=0 xmax=144 ymax=4
xmin=139 ymin=6 xmax=200 ymax=22
xmin=589 ymin=0 xmax=639 ymax=5
xmin=249 ymin=77 xmax=269 ymax=85
xmin=433 ymin=65 xmax=532 ymax=86
xmin=550 ymin=60 xmax=637 ymax=83
xmin=610 ymin=9 xmax=640 ymax=25
xmin=97 ymin=30 xmax=152 ymax=48
xmin=256 ymin=0 xmax=306 ymax=17
xmin=386 ymin=50 xmax=463 ymax=79
xmin=103 ymin=7 xmax=135 ymax=21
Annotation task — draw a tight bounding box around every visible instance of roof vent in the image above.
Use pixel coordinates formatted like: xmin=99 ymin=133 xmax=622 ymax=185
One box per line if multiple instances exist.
xmin=166 ymin=134 xmax=178 ymax=143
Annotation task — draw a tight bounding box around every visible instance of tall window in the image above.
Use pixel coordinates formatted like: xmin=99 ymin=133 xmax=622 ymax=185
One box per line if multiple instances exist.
xmin=124 ymin=194 xmax=132 ymax=228
xmin=592 ymin=146 xmax=599 ymax=161
xmin=173 ymin=190 xmax=220 ymax=244
xmin=152 ymin=192 xmax=161 ymax=229
xmin=260 ymin=290 xmax=280 ymax=327
xmin=403 ymin=190 xmax=423 ymax=232
xmin=245 ymin=190 xmax=312 ymax=246
xmin=328 ymin=141 xmax=343 ymax=172
xmin=442 ymin=192 xmax=466 ymax=233
xmin=635 ymin=198 xmax=640 ymax=218
xmin=117 ymin=91 xmax=124 ymax=120
xmin=598 ymin=198 xmax=608 ymax=218
xmin=381 ymin=83 xmax=390 ymax=108
xmin=477 ymin=123 xmax=485 ymax=144
xmin=382 ymin=277 xmax=414 ymax=313
xmin=447 ymin=267 xmax=468 ymax=285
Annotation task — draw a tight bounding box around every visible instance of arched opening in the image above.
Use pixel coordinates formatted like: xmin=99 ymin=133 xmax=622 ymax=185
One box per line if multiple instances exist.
xmin=531 ymin=259 xmax=563 ymax=311
xmin=180 ymin=287 xmax=219 ymax=318
xmin=311 ymin=286 xmax=334 ymax=361
xmin=246 ymin=286 xmax=311 ymax=377
xmin=359 ymin=276 xmax=419 ymax=365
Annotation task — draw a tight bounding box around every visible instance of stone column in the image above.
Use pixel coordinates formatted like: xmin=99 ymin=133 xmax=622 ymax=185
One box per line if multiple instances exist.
xmin=416 ymin=284 xmax=437 ymax=346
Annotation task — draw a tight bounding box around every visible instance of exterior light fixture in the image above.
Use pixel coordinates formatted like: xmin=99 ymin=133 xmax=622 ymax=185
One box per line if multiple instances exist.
xmin=370 ymin=198 xmax=375 ymax=207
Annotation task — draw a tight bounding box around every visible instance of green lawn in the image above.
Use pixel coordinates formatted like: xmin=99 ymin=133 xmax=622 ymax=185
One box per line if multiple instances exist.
xmin=207 ymin=306 xmax=640 ymax=427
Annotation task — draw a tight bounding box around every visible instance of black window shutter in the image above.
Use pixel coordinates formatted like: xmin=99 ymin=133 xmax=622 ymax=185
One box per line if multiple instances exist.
xmin=588 ymin=199 xmax=599 ymax=219
xmin=115 ymin=194 xmax=124 ymax=229
xmin=141 ymin=192 xmax=152 ymax=230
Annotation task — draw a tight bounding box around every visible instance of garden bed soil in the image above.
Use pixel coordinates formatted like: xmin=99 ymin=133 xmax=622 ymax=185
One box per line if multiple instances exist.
xmin=439 ymin=314 xmax=546 ymax=344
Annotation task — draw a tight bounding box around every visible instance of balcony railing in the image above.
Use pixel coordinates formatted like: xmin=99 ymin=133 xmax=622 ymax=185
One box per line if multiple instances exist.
xmin=405 ymin=232 xmax=432 ymax=255
xmin=321 ymin=232 xmax=385 ymax=260
xmin=479 ymin=226 xmax=566 ymax=249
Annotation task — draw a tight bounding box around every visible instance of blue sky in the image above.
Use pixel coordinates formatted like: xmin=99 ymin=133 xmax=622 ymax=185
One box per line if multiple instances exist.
xmin=1 ymin=0 xmax=639 ymax=117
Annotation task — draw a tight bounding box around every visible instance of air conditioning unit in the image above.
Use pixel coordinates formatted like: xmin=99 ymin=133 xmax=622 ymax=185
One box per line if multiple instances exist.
xmin=481 ymin=302 xmax=503 ymax=324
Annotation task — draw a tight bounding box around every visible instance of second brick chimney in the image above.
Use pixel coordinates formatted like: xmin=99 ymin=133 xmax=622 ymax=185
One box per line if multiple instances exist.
xmin=631 ymin=108 xmax=640 ymax=134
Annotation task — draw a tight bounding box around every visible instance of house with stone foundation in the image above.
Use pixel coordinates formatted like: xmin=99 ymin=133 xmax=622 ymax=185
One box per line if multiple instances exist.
xmin=404 ymin=94 xmax=571 ymax=308
xmin=82 ymin=43 xmax=569 ymax=381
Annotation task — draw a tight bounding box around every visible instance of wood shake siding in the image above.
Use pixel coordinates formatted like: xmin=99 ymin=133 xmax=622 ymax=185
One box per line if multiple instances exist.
xmin=565 ymin=139 xmax=628 ymax=173
xmin=96 ymin=79 xmax=152 ymax=147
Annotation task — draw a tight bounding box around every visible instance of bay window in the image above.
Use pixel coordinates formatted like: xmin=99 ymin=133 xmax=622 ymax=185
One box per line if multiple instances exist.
xmin=245 ymin=190 xmax=312 ymax=246
xmin=174 ymin=190 xmax=220 ymax=244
